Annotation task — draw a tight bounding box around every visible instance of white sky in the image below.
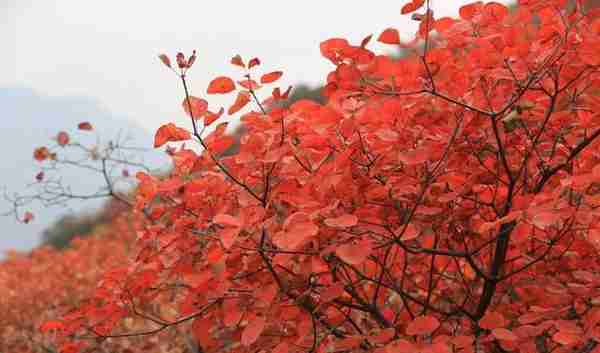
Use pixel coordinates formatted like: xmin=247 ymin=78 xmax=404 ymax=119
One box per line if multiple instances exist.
xmin=2 ymin=0 xmax=511 ymax=133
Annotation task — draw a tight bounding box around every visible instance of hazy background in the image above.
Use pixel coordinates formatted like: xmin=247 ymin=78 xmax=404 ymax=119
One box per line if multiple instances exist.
xmin=0 ymin=0 xmax=510 ymax=253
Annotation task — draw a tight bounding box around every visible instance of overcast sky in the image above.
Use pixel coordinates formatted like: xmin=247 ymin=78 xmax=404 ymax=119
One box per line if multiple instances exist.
xmin=0 ymin=0 xmax=511 ymax=253
xmin=2 ymin=0 xmax=511 ymax=131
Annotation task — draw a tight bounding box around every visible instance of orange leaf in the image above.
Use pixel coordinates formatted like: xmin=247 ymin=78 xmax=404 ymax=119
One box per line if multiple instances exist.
xmin=378 ymin=28 xmax=401 ymax=44
xmin=154 ymin=123 xmax=191 ymax=148
xmin=241 ymin=315 xmax=266 ymax=346
xmin=260 ymin=71 xmax=283 ymax=84
xmin=406 ymin=315 xmax=440 ymax=336
xmin=33 ymin=147 xmax=50 ymax=161
xmin=207 ymin=76 xmax=236 ymax=94
xmin=228 ymin=91 xmax=251 ymax=115
xmin=324 ymin=214 xmax=358 ymax=228
xmin=182 ymin=96 xmax=208 ymax=118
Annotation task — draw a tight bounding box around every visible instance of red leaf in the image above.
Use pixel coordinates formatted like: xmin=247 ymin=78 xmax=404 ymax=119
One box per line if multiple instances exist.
xmin=40 ymin=320 xmax=64 ymax=332
xmin=223 ymin=298 xmax=243 ymax=327
xmin=238 ymin=79 xmax=260 ymax=90
xmin=320 ymin=38 xmax=350 ymax=63
xmin=241 ymin=315 xmax=266 ymax=346
xmin=484 ymin=2 xmax=509 ymax=21
xmin=208 ymin=135 xmax=235 ymax=154
xmin=320 ymin=282 xmax=345 ymax=302
xmin=552 ymin=330 xmax=581 ymax=345
xmin=459 ymin=2 xmax=483 ymax=20
xmin=324 ymin=214 xmax=358 ymax=228
xmin=220 ymin=227 xmax=241 ymax=249
xmin=401 ymin=2 xmax=419 ymax=14
xmin=272 ymin=342 xmax=289 ymax=353
xmin=400 ymin=223 xmax=420 ymax=241
xmin=335 ymin=337 xmax=364 ymax=351
xmin=182 ymin=96 xmax=208 ymax=118
xmin=386 ymin=339 xmax=415 ymax=353
xmin=531 ymin=211 xmax=556 ymax=230
xmin=207 ymin=76 xmax=236 ymax=94
xmin=192 ymin=316 xmax=216 ymax=349
xmin=278 ymin=221 xmax=319 ymax=250
xmin=214 ymin=214 xmax=241 ymax=227
xmin=479 ymin=311 xmax=506 ymax=330
xmin=176 ymin=52 xmax=186 ymax=69
xmin=336 ymin=240 xmax=372 ymax=265
xmin=158 ymin=53 xmax=171 ymax=68
xmin=153 ymin=123 xmax=191 ymax=148
xmin=402 ymin=0 xmax=425 ymax=14
xmin=23 ymin=211 xmax=34 ymax=224
xmin=491 ymin=328 xmax=518 ymax=341
xmin=434 ymin=17 xmax=456 ymax=32
xmin=260 ymin=71 xmax=283 ymax=84
xmin=78 ymin=121 xmax=93 ymax=130
xmin=187 ymin=50 xmax=197 ymax=68
xmin=378 ymin=28 xmax=401 ymax=44
xmin=360 ymin=34 xmax=373 ymax=48
xmin=231 ymin=54 xmax=245 ymax=68
xmin=203 ymin=107 xmax=224 ymax=126
xmin=406 ymin=315 xmax=440 ymax=336
xmin=56 ymin=131 xmax=70 ymax=146
xmin=248 ymin=57 xmax=261 ymax=69
xmin=228 ymin=91 xmax=251 ymax=115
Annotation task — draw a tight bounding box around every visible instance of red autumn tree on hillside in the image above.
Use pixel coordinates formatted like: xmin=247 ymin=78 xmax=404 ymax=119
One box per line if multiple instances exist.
xmin=39 ymin=0 xmax=600 ymax=352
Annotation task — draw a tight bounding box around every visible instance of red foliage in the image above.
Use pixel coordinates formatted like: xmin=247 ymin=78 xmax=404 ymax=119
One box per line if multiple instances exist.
xmin=0 ymin=214 xmax=135 ymax=353
xmin=30 ymin=1 xmax=600 ymax=352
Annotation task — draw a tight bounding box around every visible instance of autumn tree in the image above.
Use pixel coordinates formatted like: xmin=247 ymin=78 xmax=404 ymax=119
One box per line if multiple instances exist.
xmin=35 ymin=1 xmax=600 ymax=353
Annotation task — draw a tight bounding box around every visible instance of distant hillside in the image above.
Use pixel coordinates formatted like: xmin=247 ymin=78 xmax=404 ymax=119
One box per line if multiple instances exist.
xmin=0 ymin=87 xmax=169 ymax=253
